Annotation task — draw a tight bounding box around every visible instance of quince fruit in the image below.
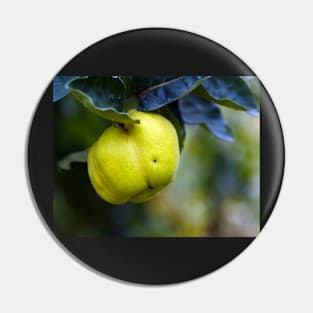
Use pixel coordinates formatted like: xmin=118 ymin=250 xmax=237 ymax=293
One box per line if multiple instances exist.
xmin=87 ymin=110 xmax=180 ymax=204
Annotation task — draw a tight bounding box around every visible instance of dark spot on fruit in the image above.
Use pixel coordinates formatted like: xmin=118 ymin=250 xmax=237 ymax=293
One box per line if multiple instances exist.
xmin=153 ymin=159 xmax=157 ymax=163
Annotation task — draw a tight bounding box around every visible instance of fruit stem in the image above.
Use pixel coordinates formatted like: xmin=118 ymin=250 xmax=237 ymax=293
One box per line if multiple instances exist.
xmin=112 ymin=121 xmax=127 ymax=132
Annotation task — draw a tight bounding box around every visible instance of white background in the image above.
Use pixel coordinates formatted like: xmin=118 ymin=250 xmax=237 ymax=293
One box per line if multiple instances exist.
xmin=0 ymin=0 xmax=312 ymax=312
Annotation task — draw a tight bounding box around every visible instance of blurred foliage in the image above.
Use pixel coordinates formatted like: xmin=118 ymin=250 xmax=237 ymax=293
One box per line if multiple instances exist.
xmin=141 ymin=111 xmax=260 ymax=237
xmin=54 ymin=77 xmax=260 ymax=237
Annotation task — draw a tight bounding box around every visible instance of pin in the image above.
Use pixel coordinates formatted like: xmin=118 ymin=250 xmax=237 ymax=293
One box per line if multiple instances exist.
xmin=27 ymin=28 xmax=284 ymax=284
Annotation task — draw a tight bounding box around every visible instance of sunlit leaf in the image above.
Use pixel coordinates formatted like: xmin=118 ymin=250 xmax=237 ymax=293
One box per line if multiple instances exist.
xmin=58 ymin=148 xmax=89 ymax=170
xmin=179 ymin=94 xmax=234 ymax=142
xmin=138 ymin=76 xmax=211 ymax=111
xmin=67 ymin=77 xmax=139 ymax=125
xmin=53 ymin=76 xmax=78 ymax=102
xmin=196 ymin=76 xmax=259 ymax=113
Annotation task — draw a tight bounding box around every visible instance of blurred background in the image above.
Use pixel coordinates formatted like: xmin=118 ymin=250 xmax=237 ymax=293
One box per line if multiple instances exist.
xmin=54 ymin=84 xmax=260 ymax=237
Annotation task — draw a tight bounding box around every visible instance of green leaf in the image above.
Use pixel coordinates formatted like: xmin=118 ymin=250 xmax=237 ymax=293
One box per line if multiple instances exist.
xmin=53 ymin=76 xmax=78 ymax=102
xmin=158 ymin=101 xmax=185 ymax=151
xmin=179 ymin=94 xmax=234 ymax=142
xmin=196 ymin=76 xmax=259 ymax=114
xmin=67 ymin=77 xmax=139 ymax=125
xmin=138 ymin=76 xmax=211 ymax=112
xmin=58 ymin=148 xmax=89 ymax=170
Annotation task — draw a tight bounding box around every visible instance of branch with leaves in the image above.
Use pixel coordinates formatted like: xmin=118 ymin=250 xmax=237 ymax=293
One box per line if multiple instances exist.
xmin=54 ymin=75 xmax=259 ymax=169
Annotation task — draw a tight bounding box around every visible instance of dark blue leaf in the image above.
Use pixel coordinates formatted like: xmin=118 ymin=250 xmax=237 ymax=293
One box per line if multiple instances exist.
xmin=131 ymin=76 xmax=177 ymax=93
xmin=138 ymin=76 xmax=211 ymax=111
xmin=53 ymin=76 xmax=78 ymax=102
xmin=67 ymin=77 xmax=139 ymax=125
xmin=179 ymin=94 xmax=234 ymax=142
xmin=247 ymin=108 xmax=260 ymax=117
xmin=199 ymin=76 xmax=259 ymax=112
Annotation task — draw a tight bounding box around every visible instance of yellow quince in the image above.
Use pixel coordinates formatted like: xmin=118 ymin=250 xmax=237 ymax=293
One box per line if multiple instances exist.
xmin=87 ymin=110 xmax=180 ymax=204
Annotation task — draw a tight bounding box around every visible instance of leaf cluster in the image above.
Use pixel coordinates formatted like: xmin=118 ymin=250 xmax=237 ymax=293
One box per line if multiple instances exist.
xmin=54 ymin=75 xmax=259 ymax=168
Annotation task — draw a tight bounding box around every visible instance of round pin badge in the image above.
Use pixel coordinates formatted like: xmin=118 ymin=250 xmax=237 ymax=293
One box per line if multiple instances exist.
xmin=27 ymin=28 xmax=284 ymax=284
